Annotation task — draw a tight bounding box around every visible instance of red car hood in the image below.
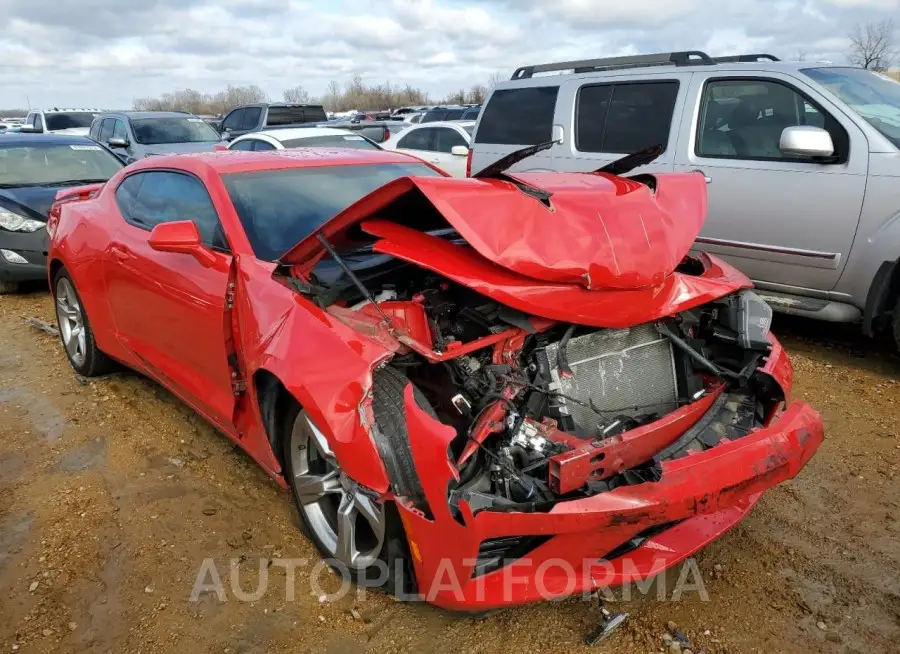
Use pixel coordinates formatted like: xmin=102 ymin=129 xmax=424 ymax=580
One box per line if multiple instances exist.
xmin=280 ymin=171 xmax=707 ymax=291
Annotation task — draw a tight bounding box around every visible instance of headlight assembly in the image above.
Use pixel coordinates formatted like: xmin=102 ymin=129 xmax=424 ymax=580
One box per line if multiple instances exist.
xmin=0 ymin=208 xmax=45 ymax=233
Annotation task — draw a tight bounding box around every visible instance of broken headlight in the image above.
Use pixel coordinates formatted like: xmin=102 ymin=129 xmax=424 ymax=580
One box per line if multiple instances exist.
xmin=721 ymin=290 xmax=773 ymax=351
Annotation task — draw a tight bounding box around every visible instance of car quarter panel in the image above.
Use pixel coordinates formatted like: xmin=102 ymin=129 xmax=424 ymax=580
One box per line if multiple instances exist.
xmin=51 ymin=193 xmax=130 ymax=364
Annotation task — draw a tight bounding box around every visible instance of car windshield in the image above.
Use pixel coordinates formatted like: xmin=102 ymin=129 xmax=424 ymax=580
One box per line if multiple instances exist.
xmin=45 ymin=112 xmax=98 ymax=131
xmin=280 ymin=134 xmax=379 ymax=150
xmin=802 ymin=67 xmax=900 ymax=148
xmin=131 ymin=117 xmax=221 ymax=145
xmin=0 ymin=142 xmax=123 ymax=186
xmin=223 ymin=162 xmax=441 ymax=261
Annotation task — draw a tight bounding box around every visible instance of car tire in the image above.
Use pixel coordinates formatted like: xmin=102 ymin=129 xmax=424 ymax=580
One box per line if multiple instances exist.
xmin=283 ymin=399 xmax=419 ymax=598
xmin=369 ymin=366 xmax=436 ymax=508
xmin=52 ymin=269 xmax=114 ymax=377
xmin=0 ymin=280 xmax=19 ymax=294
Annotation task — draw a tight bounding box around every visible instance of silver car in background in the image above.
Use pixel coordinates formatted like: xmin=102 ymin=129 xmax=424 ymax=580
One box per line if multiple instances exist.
xmin=470 ymin=52 xmax=900 ymax=348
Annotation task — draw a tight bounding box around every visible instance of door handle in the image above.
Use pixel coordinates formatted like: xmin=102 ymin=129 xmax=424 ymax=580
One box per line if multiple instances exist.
xmin=110 ymin=245 xmax=134 ymax=261
xmin=692 ymin=169 xmax=712 ymax=184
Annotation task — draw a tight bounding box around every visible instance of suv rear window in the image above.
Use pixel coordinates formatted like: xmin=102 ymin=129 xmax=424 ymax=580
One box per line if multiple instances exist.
xmin=576 ymin=81 xmax=679 ymax=153
xmin=265 ymin=105 xmax=328 ymax=126
xmin=476 ymin=86 xmax=559 ymax=145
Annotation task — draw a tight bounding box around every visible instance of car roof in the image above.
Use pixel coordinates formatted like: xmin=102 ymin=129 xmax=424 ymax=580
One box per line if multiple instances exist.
xmin=250 ymin=127 xmax=361 ymax=141
xmin=0 ymin=133 xmax=98 ymax=146
xmin=33 ymin=108 xmax=102 ymax=113
xmin=129 ymin=148 xmax=421 ymax=175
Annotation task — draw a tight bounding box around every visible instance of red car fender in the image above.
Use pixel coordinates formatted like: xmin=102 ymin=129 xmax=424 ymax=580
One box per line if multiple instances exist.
xmin=230 ymin=257 xmax=397 ymax=493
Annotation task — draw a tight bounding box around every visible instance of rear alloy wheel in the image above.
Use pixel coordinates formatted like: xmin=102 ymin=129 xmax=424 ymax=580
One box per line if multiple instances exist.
xmin=284 ymin=409 xmax=417 ymax=595
xmin=53 ymin=270 xmax=113 ymax=377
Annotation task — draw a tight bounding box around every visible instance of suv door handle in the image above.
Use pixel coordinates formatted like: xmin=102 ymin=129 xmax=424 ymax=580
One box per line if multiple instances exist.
xmin=691 ymin=169 xmax=712 ymax=184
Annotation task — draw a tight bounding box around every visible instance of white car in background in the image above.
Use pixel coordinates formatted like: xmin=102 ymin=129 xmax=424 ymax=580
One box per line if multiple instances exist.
xmin=225 ymin=127 xmax=383 ymax=151
xmin=382 ymin=121 xmax=473 ymax=177
xmin=21 ymin=109 xmax=103 ymax=136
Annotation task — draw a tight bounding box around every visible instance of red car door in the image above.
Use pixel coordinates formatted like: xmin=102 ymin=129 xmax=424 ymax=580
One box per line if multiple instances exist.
xmin=104 ymin=170 xmax=237 ymax=433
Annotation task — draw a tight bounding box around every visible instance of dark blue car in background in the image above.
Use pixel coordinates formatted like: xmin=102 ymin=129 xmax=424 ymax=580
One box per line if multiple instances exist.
xmin=0 ymin=134 xmax=124 ymax=293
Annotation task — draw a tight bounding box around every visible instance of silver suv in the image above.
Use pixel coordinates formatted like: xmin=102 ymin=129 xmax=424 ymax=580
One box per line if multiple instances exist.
xmin=470 ymin=51 xmax=900 ymax=347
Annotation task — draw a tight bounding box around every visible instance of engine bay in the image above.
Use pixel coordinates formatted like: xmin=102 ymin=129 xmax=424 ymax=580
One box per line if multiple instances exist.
xmin=290 ymin=249 xmax=781 ymax=516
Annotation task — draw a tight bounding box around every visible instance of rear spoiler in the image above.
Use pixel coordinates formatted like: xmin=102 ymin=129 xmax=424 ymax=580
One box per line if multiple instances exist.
xmin=48 ymin=183 xmax=105 ymax=226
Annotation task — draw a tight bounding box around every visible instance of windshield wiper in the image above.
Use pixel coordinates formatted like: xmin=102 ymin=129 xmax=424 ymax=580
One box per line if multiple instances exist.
xmin=472 ymin=139 xmax=558 ymax=179
xmin=595 ymin=144 xmax=664 ymax=176
xmin=0 ymin=179 xmax=109 ymax=189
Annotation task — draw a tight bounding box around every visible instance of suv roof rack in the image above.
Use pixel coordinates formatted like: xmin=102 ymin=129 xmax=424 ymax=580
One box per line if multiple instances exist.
xmin=712 ymin=53 xmax=781 ymax=63
xmin=511 ymin=51 xmax=716 ymax=79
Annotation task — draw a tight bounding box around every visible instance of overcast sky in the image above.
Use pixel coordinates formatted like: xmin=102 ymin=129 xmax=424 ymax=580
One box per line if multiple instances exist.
xmin=0 ymin=0 xmax=897 ymax=110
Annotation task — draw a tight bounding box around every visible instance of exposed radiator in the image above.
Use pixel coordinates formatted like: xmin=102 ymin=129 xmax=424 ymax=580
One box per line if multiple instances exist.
xmin=543 ymin=323 xmax=678 ymax=436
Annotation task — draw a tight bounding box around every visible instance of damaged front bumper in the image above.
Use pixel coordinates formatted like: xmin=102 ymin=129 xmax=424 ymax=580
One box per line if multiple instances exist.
xmin=395 ymin=343 xmax=823 ymax=611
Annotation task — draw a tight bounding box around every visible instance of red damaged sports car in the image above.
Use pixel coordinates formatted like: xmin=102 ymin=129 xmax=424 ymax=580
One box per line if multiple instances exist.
xmin=47 ymin=145 xmax=823 ymax=610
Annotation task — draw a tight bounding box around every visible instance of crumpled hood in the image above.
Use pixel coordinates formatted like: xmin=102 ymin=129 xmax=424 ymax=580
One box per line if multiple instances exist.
xmin=281 ymin=170 xmax=707 ymax=291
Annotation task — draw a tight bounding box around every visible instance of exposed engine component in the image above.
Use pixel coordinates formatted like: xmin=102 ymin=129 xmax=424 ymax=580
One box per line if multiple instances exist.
xmin=539 ymin=324 xmax=679 ymax=437
xmin=316 ymin=258 xmax=782 ymax=514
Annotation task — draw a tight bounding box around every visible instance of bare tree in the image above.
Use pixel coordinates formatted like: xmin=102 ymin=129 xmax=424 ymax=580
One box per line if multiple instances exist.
xmin=467 ymin=84 xmax=488 ymax=104
xmin=487 ymin=71 xmax=506 ymax=89
xmin=282 ymin=85 xmax=311 ymax=103
xmin=847 ymin=19 xmax=896 ymax=71
xmin=795 ymin=49 xmax=807 ymax=62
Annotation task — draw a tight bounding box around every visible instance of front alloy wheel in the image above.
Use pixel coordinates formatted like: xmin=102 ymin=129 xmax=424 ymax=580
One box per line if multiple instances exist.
xmin=289 ymin=415 xmax=387 ymax=570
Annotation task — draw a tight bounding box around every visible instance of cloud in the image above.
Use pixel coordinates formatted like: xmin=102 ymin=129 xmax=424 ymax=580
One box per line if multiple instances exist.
xmin=0 ymin=0 xmax=896 ymax=110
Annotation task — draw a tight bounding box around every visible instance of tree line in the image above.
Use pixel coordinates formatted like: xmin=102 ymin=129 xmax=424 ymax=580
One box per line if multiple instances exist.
xmin=130 ymin=73 xmax=506 ymax=116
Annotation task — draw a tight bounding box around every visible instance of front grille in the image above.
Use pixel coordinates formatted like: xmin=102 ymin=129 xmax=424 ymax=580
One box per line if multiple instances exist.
xmin=544 ymin=323 xmax=678 ymax=436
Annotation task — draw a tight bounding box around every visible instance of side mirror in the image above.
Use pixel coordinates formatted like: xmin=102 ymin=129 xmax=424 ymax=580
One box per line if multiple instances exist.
xmin=451 ymin=145 xmax=469 ymax=157
xmin=214 ymin=144 xmax=228 ymax=151
xmin=108 ymin=137 xmax=128 ymax=148
xmin=779 ymin=126 xmax=835 ymax=159
xmin=19 ymin=124 xmax=39 ymax=133
xmin=147 ymin=221 xmax=217 ymax=267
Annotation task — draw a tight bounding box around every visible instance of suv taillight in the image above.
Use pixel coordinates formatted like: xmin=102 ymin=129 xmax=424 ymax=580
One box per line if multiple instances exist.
xmin=465 ymin=148 xmax=473 ymax=177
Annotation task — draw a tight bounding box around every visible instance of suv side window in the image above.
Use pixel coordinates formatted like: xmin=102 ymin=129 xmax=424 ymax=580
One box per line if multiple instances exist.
xmin=696 ymin=78 xmax=847 ymax=161
xmin=397 ymin=128 xmax=435 ymax=151
xmin=33 ymin=114 xmax=45 ymax=132
xmin=112 ymin=119 xmax=128 ymax=141
xmin=477 ymin=86 xmax=559 ymax=145
xmin=434 ymin=127 xmax=467 ymax=153
xmin=98 ymin=118 xmax=115 ymax=143
xmin=89 ymin=119 xmax=102 ymax=140
xmin=576 ymin=81 xmax=679 ymax=154
xmin=115 ymin=171 xmax=226 ymax=249
xmin=241 ymin=107 xmax=262 ymax=130
xmin=221 ymin=109 xmax=244 ymax=132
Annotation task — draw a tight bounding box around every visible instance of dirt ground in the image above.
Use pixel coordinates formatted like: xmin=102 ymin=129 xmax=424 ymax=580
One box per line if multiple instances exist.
xmin=1 ymin=285 xmax=898 ymax=654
